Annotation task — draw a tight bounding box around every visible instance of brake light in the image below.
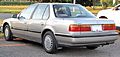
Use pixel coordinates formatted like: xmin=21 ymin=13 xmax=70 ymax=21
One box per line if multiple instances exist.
xmin=69 ymin=24 xmax=80 ymax=32
xmin=69 ymin=24 xmax=91 ymax=32
xmin=80 ymin=24 xmax=91 ymax=32
xmin=102 ymin=24 xmax=116 ymax=30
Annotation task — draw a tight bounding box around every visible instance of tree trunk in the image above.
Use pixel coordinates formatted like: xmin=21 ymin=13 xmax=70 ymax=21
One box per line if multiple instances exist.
xmin=113 ymin=0 xmax=116 ymax=5
xmin=59 ymin=0 xmax=62 ymax=2
xmin=36 ymin=0 xmax=43 ymax=2
xmin=113 ymin=0 xmax=118 ymax=5
xmin=73 ymin=0 xmax=76 ymax=4
xmin=50 ymin=0 xmax=52 ymax=2
xmin=92 ymin=0 xmax=96 ymax=9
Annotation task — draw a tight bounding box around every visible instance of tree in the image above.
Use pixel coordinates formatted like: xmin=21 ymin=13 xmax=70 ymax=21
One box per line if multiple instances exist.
xmin=92 ymin=0 xmax=96 ymax=9
xmin=100 ymin=0 xmax=108 ymax=9
xmin=113 ymin=0 xmax=118 ymax=6
xmin=73 ymin=0 xmax=76 ymax=4
xmin=35 ymin=0 xmax=43 ymax=2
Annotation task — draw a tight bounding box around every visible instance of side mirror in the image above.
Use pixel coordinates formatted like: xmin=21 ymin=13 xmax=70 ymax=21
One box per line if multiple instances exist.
xmin=18 ymin=16 xmax=25 ymax=19
xmin=12 ymin=14 xmax=17 ymax=18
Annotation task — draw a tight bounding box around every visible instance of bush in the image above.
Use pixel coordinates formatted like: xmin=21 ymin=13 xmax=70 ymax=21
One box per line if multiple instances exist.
xmin=0 ymin=2 xmax=34 ymax=5
xmin=102 ymin=2 xmax=108 ymax=9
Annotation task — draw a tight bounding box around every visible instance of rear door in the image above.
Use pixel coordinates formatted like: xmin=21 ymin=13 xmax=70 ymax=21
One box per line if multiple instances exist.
xmin=27 ymin=4 xmax=50 ymax=33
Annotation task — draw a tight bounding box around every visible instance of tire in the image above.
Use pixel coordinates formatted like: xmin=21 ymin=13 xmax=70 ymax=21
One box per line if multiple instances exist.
xmin=99 ymin=17 xmax=108 ymax=19
xmin=43 ymin=31 xmax=58 ymax=54
xmin=116 ymin=30 xmax=120 ymax=34
xmin=86 ymin=46 xmax=98 ymax=50
xmin=3 ymin=25 xmax=13 ymax=41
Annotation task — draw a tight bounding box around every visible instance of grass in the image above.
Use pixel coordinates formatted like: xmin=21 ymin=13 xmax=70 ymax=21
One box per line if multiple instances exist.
xmin=86 ymin=7 xmax=102 ymax=14
xmin=0 ymin=19 xmax=3 ymax=26
xmin=0 ymin=5 xmax=27 ymax=14
xmin=0 ymin=9 xmax=21 ymax=14
xmin=0 ymin=33 xmax=4 ymax=38
xmin=86 ymin=6 xmax=112 ymax=14
xmin=0 ymin=19 xmax=3 ymax=38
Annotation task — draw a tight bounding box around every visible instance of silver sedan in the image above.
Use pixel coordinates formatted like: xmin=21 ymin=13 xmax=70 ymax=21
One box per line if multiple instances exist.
xmin=1 ymin=3 xmax=118 ymax=54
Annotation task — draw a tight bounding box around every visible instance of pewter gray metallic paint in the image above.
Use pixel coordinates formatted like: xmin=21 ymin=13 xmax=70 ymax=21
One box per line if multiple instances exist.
xmin=2 ymin=3 xmax=118 ymax=46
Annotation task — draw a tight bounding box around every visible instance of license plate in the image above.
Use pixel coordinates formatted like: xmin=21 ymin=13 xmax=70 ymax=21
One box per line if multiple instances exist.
xmin=91 ymin=25 xmax=102 ymax=32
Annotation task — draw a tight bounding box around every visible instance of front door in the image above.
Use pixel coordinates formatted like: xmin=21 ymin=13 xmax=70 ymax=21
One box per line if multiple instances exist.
xmin=11 ymin=4 xmax=38 ymax=38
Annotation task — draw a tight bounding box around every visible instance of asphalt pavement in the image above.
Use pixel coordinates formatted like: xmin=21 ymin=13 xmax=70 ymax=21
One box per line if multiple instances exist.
xmin=0 ymin=37 xmax=120 ymax=57
xmin=0 ymin=13 xmax=13 ymax=19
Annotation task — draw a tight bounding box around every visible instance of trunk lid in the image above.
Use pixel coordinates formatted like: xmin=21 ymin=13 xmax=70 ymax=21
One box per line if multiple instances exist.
xmin=65 ymin=18 xmax=114 ymax=24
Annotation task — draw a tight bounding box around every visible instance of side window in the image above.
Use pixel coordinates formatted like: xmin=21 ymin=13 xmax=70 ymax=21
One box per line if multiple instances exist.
xmin=19 ymin=4 xmax=37 ymax=19
xmin=32 ymin=4 xmax=48 ymax=20
xmin=43 ymin=6 xmax=50 ymax=20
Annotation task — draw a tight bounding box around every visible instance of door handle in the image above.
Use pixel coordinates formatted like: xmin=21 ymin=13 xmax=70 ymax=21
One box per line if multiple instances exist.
xmin=24 ymin=22 xmax=27 ymax=24
xmin=41 ymin=23 xmax=44 ymax=26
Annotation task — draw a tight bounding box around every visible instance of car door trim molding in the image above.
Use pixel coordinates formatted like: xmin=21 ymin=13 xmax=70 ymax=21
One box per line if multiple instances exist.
xmin=12 ymin=28 xmax=41 ymax=33
xmin=12 ymin=28 xmax=28 ymax=31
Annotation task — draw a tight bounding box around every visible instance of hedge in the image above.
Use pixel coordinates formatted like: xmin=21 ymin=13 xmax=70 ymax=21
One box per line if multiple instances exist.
xmin=0 ymin=2 xmax=34 ymax=5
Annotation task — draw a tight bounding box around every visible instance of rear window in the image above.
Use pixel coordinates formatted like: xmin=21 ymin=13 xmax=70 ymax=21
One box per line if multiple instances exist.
xmin=53 ymin=4 xmax=95 ymax=18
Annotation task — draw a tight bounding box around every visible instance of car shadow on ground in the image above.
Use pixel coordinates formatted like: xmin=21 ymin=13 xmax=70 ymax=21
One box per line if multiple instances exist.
xmin=11 ymin=38 xmax=111 ymax=56
xmin=12 ymin=38 xmax=43 ymax=47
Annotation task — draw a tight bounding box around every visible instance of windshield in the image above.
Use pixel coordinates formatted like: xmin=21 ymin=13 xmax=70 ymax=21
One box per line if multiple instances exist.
xmin=53 ymin=4 xmax=95 ymax=18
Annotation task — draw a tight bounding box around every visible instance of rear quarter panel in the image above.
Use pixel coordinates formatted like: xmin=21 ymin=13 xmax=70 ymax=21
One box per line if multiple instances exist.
xmin=46 ymin=18 xmax=75 ymax=36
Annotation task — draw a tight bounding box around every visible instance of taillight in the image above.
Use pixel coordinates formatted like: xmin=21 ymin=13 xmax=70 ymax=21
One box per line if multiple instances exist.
xmin=102 ymin=24 xmax=116 ymax=30
xmin=69 ymin=24 xmax=91 ymax=32
xmin=80 ymin=24 xmax=91 ymax=32
xmin=69 ymin=24 xmax=80 ymax=32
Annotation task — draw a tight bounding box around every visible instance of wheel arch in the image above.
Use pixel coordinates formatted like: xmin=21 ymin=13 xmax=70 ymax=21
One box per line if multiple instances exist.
xmin=3 ymin=22 xmax=10 ymax=32
xmin=41 ymin=28 xmax=55 ymax=43
xmin=99 ymin=16 xmax=108 ymax=19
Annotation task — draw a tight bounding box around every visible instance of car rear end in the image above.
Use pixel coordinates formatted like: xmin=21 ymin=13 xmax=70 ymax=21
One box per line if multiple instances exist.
xmin=56 ymin=19 xmax=118 ymax=47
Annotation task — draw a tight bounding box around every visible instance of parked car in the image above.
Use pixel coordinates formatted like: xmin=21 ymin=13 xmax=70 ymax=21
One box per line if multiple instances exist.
xmin=1 ymin=3 xmax=118 ymax=54
xmin=97 ymin=4 xmax=120 ymax=30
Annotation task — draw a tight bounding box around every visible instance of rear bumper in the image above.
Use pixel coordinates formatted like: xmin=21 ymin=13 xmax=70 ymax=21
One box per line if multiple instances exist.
xmin=55 ymin=34 xmax=118 ymax=47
